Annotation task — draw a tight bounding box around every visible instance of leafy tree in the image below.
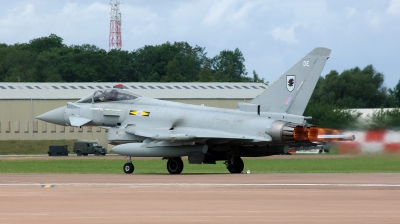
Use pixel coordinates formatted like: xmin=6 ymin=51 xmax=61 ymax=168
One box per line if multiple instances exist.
xmin=211 ymin=48 xmax=249 ymax=82
xmin=3 ymin=50 xmax=37 ymax=82
xmin=305 ymin=66 xmax=400 ymax=130
xmin=252 ymin=70 xmax=268 ymax=85
xmin=368 ymin=108 xmax=400 ymax=130
xmin=43 ymin=66 xmax=64 ymax=82
xmin=26 ymin=34 xmax=64 ymax=53
xmin=391 ymin=80 xmax=400 ymax=106
xmin=198 ymin=61 xmax=215 ymax=82
xmin=132 ymin=41 xmax=207 ymax=82
xmin=309 ymin=65 xmax=391 ymax=108
xmin=162 ymin=57 xmax=186 ymax=82
xmin=104 ymin=49 xmax=136 ymax=82
xmin=304 ymin=102 xmax=362 ymax=129
xmin=34 ymin=48 xmax=64 ymax=82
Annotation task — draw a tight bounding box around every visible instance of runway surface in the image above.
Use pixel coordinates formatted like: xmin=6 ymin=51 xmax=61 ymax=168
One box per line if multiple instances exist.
xmin=1 ymin=174 xmax=400 ymax=223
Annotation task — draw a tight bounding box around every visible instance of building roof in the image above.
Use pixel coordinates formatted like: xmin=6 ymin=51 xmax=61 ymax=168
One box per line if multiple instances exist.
xmin=0 ymin=82 xmax=268 ymax=100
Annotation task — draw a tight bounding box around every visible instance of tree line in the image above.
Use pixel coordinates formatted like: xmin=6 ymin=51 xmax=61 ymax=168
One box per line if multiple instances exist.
xmin=304 ymin=65 xmax=400 ymax=129
xmin=1 ymin=34 xmax=399 ymax=129
xmin=0 ymin=34 xmax=263 ymax=84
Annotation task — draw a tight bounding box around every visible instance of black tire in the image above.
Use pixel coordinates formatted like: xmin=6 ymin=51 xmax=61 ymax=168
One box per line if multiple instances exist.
xmin=123 ymin=163 xmax=134 ymax=174
xmin=227 ymin=157 xmax=244 ymax=174
xmin=76 ymin=151 xmax=82 ymax=156
xmin=167 ymin=157 xmax=184 ymax=174
xmin=94 ymin=151 xmax=100 ymax=156
xmin=83 ymin=153 xmax=88 ymax=156
xmin=101 ymin=154 xmax=106 ymax=156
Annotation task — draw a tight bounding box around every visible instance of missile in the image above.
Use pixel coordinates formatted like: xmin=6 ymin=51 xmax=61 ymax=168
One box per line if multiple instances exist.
xmin=113 ymin=143 xmax=208 ymax=157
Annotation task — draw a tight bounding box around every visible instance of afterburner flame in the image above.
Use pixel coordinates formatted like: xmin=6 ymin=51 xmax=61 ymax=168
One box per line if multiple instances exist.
xmin=293 ymin=126 xmax=305 ymax=141
xmin=316 ymin=128 xmax=355 ymax=141
xmin=293 ymin=126 xmax=354 ymax=142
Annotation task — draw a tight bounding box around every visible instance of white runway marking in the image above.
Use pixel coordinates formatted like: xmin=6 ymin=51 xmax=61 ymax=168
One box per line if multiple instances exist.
xmin=1 ymin=183 xmax=400 ymax=187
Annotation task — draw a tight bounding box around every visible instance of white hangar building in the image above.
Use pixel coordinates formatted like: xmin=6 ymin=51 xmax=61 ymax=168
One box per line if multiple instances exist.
xmin=0 ymin=82 xmax=267 ymax=147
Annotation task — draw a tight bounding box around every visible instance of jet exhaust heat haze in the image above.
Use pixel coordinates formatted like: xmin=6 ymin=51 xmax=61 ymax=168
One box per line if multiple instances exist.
xmin=37 ymin=47 xmax=354 ymax=174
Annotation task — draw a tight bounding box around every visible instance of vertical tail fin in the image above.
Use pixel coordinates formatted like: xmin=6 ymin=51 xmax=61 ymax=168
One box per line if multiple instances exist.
xmin=250 ymin=47 xmax=331 ymax=115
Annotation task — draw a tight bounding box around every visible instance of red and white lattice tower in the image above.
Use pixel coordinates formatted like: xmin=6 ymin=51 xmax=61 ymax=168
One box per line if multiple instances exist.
xmin=109 ymin=0 xmax=122 ymax=51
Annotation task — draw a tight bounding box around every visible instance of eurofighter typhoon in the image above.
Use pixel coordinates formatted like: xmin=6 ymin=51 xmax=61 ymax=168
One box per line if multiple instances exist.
xmin=37 ymin=48 xmax=354 ymax=174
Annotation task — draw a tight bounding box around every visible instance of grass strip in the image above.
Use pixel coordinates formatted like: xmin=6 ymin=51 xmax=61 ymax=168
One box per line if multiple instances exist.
xmin=1 ymin=156 xmax=399 ymax=174
xmin=0 ymin=140 xmax=76 ymax=155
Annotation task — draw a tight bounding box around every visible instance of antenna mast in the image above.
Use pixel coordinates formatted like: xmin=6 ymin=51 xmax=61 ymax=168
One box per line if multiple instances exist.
xmin=109 ymin=0 xmax=122 ymax=51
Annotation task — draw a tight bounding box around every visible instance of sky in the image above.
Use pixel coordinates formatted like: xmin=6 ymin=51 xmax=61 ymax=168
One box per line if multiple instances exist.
xmin=1 ymin=0 xmax=399 ymax=88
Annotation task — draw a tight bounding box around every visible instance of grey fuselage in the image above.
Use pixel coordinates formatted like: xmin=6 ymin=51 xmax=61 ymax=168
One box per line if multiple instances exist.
xmin=60 ymin=96 xmax=305 ymax=150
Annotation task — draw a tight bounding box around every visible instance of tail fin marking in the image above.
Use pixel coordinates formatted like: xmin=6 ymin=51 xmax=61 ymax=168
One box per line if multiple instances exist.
xmin=250 ymin=47 xmax=331 ymax=115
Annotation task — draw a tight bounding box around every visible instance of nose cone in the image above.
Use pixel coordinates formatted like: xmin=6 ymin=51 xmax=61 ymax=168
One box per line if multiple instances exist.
xmin=36 ymin=106 xmax=66 ymax=125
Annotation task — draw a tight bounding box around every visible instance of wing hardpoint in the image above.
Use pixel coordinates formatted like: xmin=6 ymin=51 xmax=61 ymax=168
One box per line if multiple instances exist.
xmin=250 ymin=47 xmax=331 ymax=115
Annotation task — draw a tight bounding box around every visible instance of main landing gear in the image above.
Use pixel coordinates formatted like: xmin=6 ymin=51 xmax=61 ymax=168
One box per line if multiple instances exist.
xmin=225 ymin=156 xmax=244 ymax=174
xmin=166 ymin=157 xmax=184 ymax=174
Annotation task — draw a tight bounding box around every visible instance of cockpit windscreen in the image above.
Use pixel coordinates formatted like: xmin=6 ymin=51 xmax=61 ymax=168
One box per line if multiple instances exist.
xmin=76 ymin=89 xmax=141 ymax=103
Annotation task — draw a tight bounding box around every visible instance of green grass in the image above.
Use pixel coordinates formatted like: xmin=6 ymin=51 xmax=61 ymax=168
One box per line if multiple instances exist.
xmin=1 ymin=156 xmax=399 ymax=174
xmin=244 ymin=156 xmax=400 ymax=173
xmin=0 ymin=140 xmax=76 ymax=155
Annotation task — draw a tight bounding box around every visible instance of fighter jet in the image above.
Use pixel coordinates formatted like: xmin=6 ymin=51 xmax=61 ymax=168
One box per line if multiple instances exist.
xmin=37 ymin=47 xmax=354 ymax=174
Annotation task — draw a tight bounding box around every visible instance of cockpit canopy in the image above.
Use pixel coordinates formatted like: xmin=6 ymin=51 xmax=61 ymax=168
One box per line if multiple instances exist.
xmin=76 ymin=89 xmax=141 ymax=103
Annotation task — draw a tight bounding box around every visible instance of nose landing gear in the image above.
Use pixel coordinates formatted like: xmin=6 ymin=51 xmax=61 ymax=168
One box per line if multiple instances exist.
xmin=123 ymin=156 xmax=134 ymax=174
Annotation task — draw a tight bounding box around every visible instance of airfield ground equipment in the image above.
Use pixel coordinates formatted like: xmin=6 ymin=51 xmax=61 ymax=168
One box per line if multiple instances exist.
xmin=48 ymin=145 xmax=69 ymax=156
xmin=73 ymin=141 xmax=107 ymax=156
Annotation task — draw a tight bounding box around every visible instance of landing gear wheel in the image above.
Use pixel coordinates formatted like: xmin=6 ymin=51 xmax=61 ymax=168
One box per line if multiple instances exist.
xmin=123 ymin=163 xmax=134 ymax=174
xmin=227 ymin=157 xmax=244 ymax=174
xmin=167 ymin=157 xmax=184 ymax=174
